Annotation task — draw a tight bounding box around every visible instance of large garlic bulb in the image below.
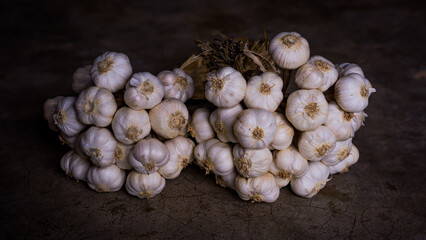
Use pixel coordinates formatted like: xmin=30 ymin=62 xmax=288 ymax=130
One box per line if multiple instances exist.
xmin=129 ymin=138 xmax=170 ymax=174
xmin=194 ymin=138 xmax=220 ymax=173
xmin=233 ymin=144 xmax=273 ymax=178
xmin=149 ymin=98 xmax=189 ymax=139
xmin=157 ymin=68 xmax=194 ymax=102
xmin=87 ymin=164 xmax=126 ymax=192
xmin=290 ymin=161 xmax=330 ymax=198
xmin=269 ymin=32 xmax=310 ymax=69
xmin=111 ymin=107 xmax=151 ymax=144
xmin=295 ymin=56 xmax=338 ymax=92
xmin=124 ymin=72 xmax=164 ymax=110
xmin=335 ymin=73 xmax=376 ymax=112
xmin=158 ymin=136 xmax=195 ymax=179
xmin=234 ymin=173 xmax=280 ymax=203
xmin=269 ymin=112 xmax=294 ymax=150
xmin=72 ymin=65 xmax=93 ymax=94
xmin=215 ymin=168 xmax=238 ymax=190
xmin=298 ymin=126 xmax=337 ymax=161
xmin=321 ymin=138 xmax=353 ymax=166
xmin=244 ymin=72 xmax=283 ymax=112
xmin=209 ymin=104 xmax=243 ymax=143
xmin=60 ymin=150 xmax=91 ymax=181
xmin=43 ymin=96 xmax=64 ymax=132
xmin=114 ymin=143 xmax=133 ymax=170
xmin=187 ymin=107 xmax=215 ymax=144
xmin=337 ymin=63 xmax=364 ymax=77
xmin=53 ymin=97 xmax=86 ymax=137
xmin=329 ymin=145 xmax=359 ymax=174
xmin=126 ymin=171 xmax=166 ymax=199
xmin=80 ymin=126 xmax=117 ymax=167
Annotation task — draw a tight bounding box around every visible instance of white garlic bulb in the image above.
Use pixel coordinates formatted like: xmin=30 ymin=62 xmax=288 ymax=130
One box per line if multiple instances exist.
xmin=72 ymin=65 xmax=93 ymax=93
xmin=285 ymin=89 xmax=328 ymax=131
xmin=335 ymin=73 xmax=376 ymax=112
xmin=233 ymin=144 xmax=273 ymax=178
xmin=329 ymin=145 xmax=359 ymax=174
xmin=114 ymin=143 xmax=133 ymax=170
xmin=157 ymin=68 xmax=194 ymax=102
xmin=244 ymin=72 xmax=283 ymax=112
xmin=126 ymin=171 xmax=166 ymax=199
xmin=60 ymin=150 xmax=91 ymax=181
xmin=158 ymin=136 xmax=195 ymax=179
xmin=321 ymin=138 xmax=353 ymax=166
xmin=149 ymin=98 xmax=189 ymax=139
xmin=270 ymin=146 xmax=309 ymax=188
xmin=206 ymin=140 xmax=235 ymax=176
xmin=205 ymin=67 xmax=246 ymax=108
xmin=129 ymin=138 xmax=170 ymax=174
xmin=298 ymin=126 xmax=337 ymax=161
xmin=53 ymin=97 xmax=86 ymax=137
xmin=80 ymin=127 xmax=117 ymax=167
xmin=91 ymin=51 xmax=132 ymax=92
xmin=269 ymin=160 xmax=290 ymax=188
xmin=234 ymin=172 xmax=280 ymax=203
xmin=269 ymin=32 xmax=310 ymax=69
xmin=194 ymin=138 xmax=220 ymax=174
xmin=233 ymin=109 xmax=277 ymax=149
xmin=75 ymin=86 xmax=117 ymax=127
xmin=269 ymin=112 xmax=294 ymax=150
xmin=290 ymin=161 xmax=330 ymax=198
xmin=59 ymin=132 xmax=79 ymax=149
xmin=187 ymin=107 xmax=215 ymax=144
xmin=295 ymin=56 xmax=338 ymax=92
xmin=111 ymin=107 xmax=151 ymax=144
xmin=124 ymin=72 xmax=164 ymax=110
xmin=215 ymin=168 xmax=238 ymax=190
xmin=44 ymin=96 xmax=64 ymax=132
xmin=337 ymin=63 xmax=364 ymax=77
xmin=209 ymin=104 xmax=243 ymax=143
xmin=87 ymin=164 xmax=126 ymax=192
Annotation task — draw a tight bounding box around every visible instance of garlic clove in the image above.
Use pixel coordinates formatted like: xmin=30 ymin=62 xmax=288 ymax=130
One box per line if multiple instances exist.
xmin=149 ymin=98 xmax=189 ymax=139
xmin=290 ymin=161 xmax=330 ymax=198
xmin=60 ymin=150 xmax=91 ymax=181
xmin=126 ymin=171 xmax=166 ymax=199
xmin=269 ymin=112 xmax=294 ymax=150
xmin=269 ymin=32 xmax=310 ymax=69
xmin=53 ymin=96 xmax=86 ymax=137
xmin=209 ymin=104 xmax=243 ymax=143
xmin=321 ymin=138 xmax=353 ymax=166
xmin=72 ymin=65 xmax=93 ymax=94
xmin=187 ymin=107 xmax=215 ymax=144
xmin=233 ymin=144 xmax=273 ymax=178
xmin=337 ymin=63 xmax=364 ymax=78
xmin=295 ymin=56 xmax=338 ymax=92
xmin=298 ymin=126 xmax=337 ymax=161
xmin=124 ymin=72 xmax=164 ymax=110
xmin=158 ymin=136 xmax=195 ymax=179
xmin=194 ymin=138 xmax=220 ymax=174
xmin=114 ymin=143 xmax=134 ymax=170
xmin=215 ymin=168 xmax=238 ymax=190
xmin=234 ymin=172 xmax=280 ymax=203
xmin=87 ymin=164 xmax=126 ymax=193
xmin=129 ymin=138 xmax=170 ymax=174
xmin=44 ymin=96 xmax=64 ymax=132
xmin=111 ymin=107 xmax=151 ymax=145
xmin=157 ymin=68 xmax=195 ymax=102
xmin=335 ymin=73 xmax=376 ymax=112
xmin=80 ymin=126 xmax=117 ymax=167
xmin=244 ymin=71 xmax=284 ymax=112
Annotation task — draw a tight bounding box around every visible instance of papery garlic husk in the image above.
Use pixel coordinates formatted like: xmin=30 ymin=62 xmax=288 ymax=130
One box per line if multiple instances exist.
xmin=157 ymin=68 xmax=195 ymax=102
xmin=321 ymin=138 xmax=353 ymax=166
xmin=233 ymin=144 xmax=273 ymax=178
xmin=244 ymin=72 xmax=283 ymax=112
xmin=285 ymin=89 xmax=328 ymax=131
xmin=335 ymin=73 xmax=376 ymax=112
xmin=234 ymin=172 xmax=280 ymax=203
xmin=187 ymin=107 xmax=215 ymax=144
xmin=158 ymin=136 xmax=195 ymax=179
xmin=87 ymin=164 xmax=126 ymax=192
xmin=270 ymin=146 xmax=309 ymax=188
xmin=290 ymin=161 xmax=330 ymax=198
xmin=194 ymin=138 xmax=220 ymax=173
xmin=91 ymin=52 xmax=132 ymax=93
xmin=295 ymin=56 xmax=338 ymax=92
xmin=210 ymin=104 xmax=243 ymax=143
xmin=44 ymin=96 xmax=64 ymax=131
xmin=215 ymin=168 xmax=238 ymax=190
xmin=337 ymin=63 xmax=364 ymax=78
xmin=269 ymin=32 xmax=310 ymax=69
xmin=129 ymin=138 xmax=170 ymax=174
xmin=269 ymin=112 xmax=294 ymax=150
xmin=60 ymin=150 xmax=91 ymax=181
xmin=206 ymin=140 xmax=235 ymax=176
xmin=234 ymin=109 xmax=277 ymax=149
xmin=75 ymin=86 xmax=117 ymax=127
xmin=149 ymin=98 xmax=189 ymax=139
xmin=298 ymin=126 xmax=337 ymax=161
xmin=53 ymin=97 xmax=86 ymax=137
xmin=72 ymin=65 xmax=93 ymax=93
xmin=124 ymin=72 xmax=164 ymax=110
xmin=329 ymin=145 xmax=359 ymax=174
xmin=80 ymin=126 xmax=117 ymax=167
xmin=59 ymin=132 xmax=79 ymax=149
xmin=114 ymin=143 xmax=134 ymax=170
xmin=112 ymin=107 xmax=151 ymax=144
xmin=205 ymin=66 xmax=246 ymax=108
xmin=126 ymin=171 xmax=166 ymax=199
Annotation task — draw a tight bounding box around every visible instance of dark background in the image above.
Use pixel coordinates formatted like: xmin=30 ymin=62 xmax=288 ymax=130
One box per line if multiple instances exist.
xmin=1 ymin=0 xmax=425 ymax=239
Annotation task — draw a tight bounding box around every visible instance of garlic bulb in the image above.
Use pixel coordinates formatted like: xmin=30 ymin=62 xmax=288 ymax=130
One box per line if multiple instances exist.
xmin=269 ymin=160 xmax=290 ymax=188
xmin=209 ymin=104 xmax=243 ymax=143
xmin=126 ymin=171 xmax=166 ymax=199
xmin=234 ymin=173 xmax=280 ymax=203
xmin=158 ymin=136 xmax=195 ymax=179
xmin=290 ymin=161 xmax=330 ymax=198
xmin=44 ymin=96 xmax=64 ymax=131
xmin=269 ymin=32 xmax=310 ymax=69
xmin=298 ymin=126 xmax=337 ymax=161
xmin=124 ymin=72 xmax=164 ymax=110
xmin=75 ymin=86 xmax=117 ymax=127
xmin=187 ymin=107 xmax=215 ymax=144
xmin=269 ymin=112 xmax=294 ymax=150
xmin=244 ymin=72 xmax=283 ymax=112
xmin=60 ymin=150 xmax=91 ymax=181
xmin=194 ymin=138 xmax=220 ymax=173
xmin=149 ymin=98 xmax=189 ymax=139
xmin=53 ymin=97 xmax=86 ymax=137
xmin=206 ymin=140 xmax=235 ymax=176
xmin=111 ymin=107 xmax=151 ymax=144
xmin=80 ymin=126 xmax=117 ymax=167
xmin=270 ymin=146 xmax=309 ymax=187
xmin=157 ymin=68 xmax=194 ymax=102
xmin=215 ymin=168 xmax=238 ymax=190
xmin=114 ymin=143 xmax=133 ymax=170
xmin=205 ymin=66 xmax=246 ymax=108
xmin=72 ymin=65 xmax=93 ymax=93
xmin=59 ymin=132 xmax=79 ymax=149
xmin=321 ymin=138 xmax=353 ymax=166
xmin=91 ymin=52 xmax=132 ymax=92
xmin=87 ymin=164 xmax=126 ymax=192
xmin=285 ymin=89 xmax=328 ymax=131
xmin=335 ymin=73 xmax=376 ymax=112
xmin=295 ymin=56 xmax=338 ymax=92
xmin=129 ymin=138 xmax=170 ymax=174
xmin=337 ymin=63 xmax=364 ymax=77
xmin=233 ymin=109 xmax=277 ymax=149
xmin=233 ymin=144 xmax=273 ymax=178
xmin=329 ymin=145 xmax=359 ymax=174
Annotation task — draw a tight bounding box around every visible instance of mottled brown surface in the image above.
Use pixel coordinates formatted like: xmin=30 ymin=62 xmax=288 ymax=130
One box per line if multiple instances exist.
xmin=1 ymin=0 xmax=425 ymax=239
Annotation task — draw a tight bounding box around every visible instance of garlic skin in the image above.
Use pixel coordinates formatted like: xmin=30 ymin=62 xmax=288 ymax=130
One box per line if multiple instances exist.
xmin=233 ymin=144 xmax=273 ymax=178
xmin=295 ymin=56 xmax=338 ymax=92
xmin=270 ymin=146 xmax=309 ymax=187
xmin=234 ymin=173 xmax=280 ymax=203
xmin=53 ymin=97 xmax=86 ymax=137
xmin=194 ymin=138 xmax=220 ymax=173
xmin=87 ymin=164 xmax=126 ymax=193
xmin=60 ymin=150 xmax=91 ymax=181
xmin=124 ymin=72 xmax=164 ymax=110
xmin=285 ymin=89 xmax=328 ymax=131
xmin=158 ymin=137 xmax=195 ymax=179
xmin=209 ymin=104 xmax=243 ymax=143
xmin=72 ymin=65 xmax=93 ymax=93
xmin=80 ymin=127 xmax=117 ymax=167
xmin=298 ymin=126 xmax=337 ymax=161
xmin=205 ymin=67 xmax=247 ymax=108
xmin=215 ymin=168 xmax=238 ymax=190
xmin=244 ymin=72 xmax=283 ymax=112
xmin=234 ymin=109 xmax=277 ymax=149
xmin=321 ymin=138 xmax=353 ymax=166
xmin=335 ymin=73 xmax=376 ymax=112
xmin=44 ymin=96 xmax=65 ymax=132
xmin=111 ymin=107 xmax=151 ymax=144
xmin=206 ymin=140 xmax=235 ymax=176
xmin=187 ymin=108 xmax=215 ymax=144
xmin=157 ymin=68 xmax=194 ymax=102
xmin=329 ymin=145 xmax=359 ymax=174
xmin=75 ymin=86 xmax=117 ymax=127
xmin=269 ymin=32 xmax=310 ymax=69
xmin=290 ymin=161 xmax=330 ymax=198
xmin=149 ymin=98 xmax=189 ymax=139
xmin=114 ymin=143 xmax=133 ymax=170
xmin=269 ymin=112 xmax=294 ymax=150
xmin=91 ymin=52 xmax=132 ymax=93
xmin=337 ymin=63 xmax=364 ymax=77
xmin=129 ymin=138 xmax=170 ymax=174
xmin=126 ymin=171 xmax=166 ymax=199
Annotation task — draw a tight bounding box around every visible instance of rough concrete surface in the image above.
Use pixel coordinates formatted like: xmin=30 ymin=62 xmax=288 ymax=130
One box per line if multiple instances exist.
xmin=0 ymin=0 xmax=425 ymax=239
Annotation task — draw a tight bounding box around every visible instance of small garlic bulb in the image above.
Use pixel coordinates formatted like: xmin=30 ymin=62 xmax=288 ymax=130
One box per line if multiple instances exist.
xmin=129 ymin=138 xmax=170 ymax=174
xmin=126 ymin=171 xmax=166 ymax=199
xmin=114 ymin=143 xmax=133 ymax=170
xmin=205 ymin=67 xmax=246 ymax=108
xmin=44 ymin=96 xmax=64 ymax=132
xmin=87 ymin=164 xmax=126 ymax=192
xmin=80 ymin=127 xmax=117 ymax=167
xmin=244 ymin=72 xmax=283 ymax=112
xmin=75 ymin=86 xmax=117 ymax=127
xmin=111 ymin=107 xmax=151 ymax=144
xmin=194 ymin=138 xmax=220 ymax=173
xmin=72 ymin=65 xmax=93 ymax=93
xmin=270 ymin=146 xmax=309 ymax=188
xmin=59 ymin=132 xmax=79 ymax=149
xmin=124 ymin=72 xmax=164 ymax=110
xmin=157 ymin=68 xmax=194 ymax=102
xmin=285 ymin=89 xmax=328 ymax=131
xmin=298 ymin=126 xmax=337 ymax=161
xmin=290 ymin=161 xmax=330 ymax=198
xmin=269 ymin=112 xmax=294 ymax=150
xmin=321 ymin=138 xmax=353 ymax=166
xmin=158 ymin=136 xmax=195 ymax=179
xmin=206 ymin=140 xmax=235 ymax=176
xmin=337 ymin=63 xmax=364 ymax=77
xmin=233 ymin=144 xmax=273 ymax=178
xmin=91 ymin=51 xmax=132 ymax=92
xmin=187 ymin=107 xmax=215 ymax=144
xmin=269 ymin=32 xmax=310 ymax=69
xmin=60 ymin=150 xmax=91 ymax=181
xmin=53 ymin=97 xmax=86 ymax=137
xmin=215 ymin=168 xmax=238 ymax=190
xmin=149 ymin=98 xmax=189 ymax=139
xmin=335 ymin=73 xmax=376 ymax=112
xmin=295 ymin=56 xmax=338 ymax=92
xmin=329 ymin=145 xmax=359 ymax=174
xmin=234 ymin=172 xmax=280 ymax=203
xmin=233 ymin=109 xmax=277 ymax=149
xmin=209 ymin=104 xmax=243 ymax=143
